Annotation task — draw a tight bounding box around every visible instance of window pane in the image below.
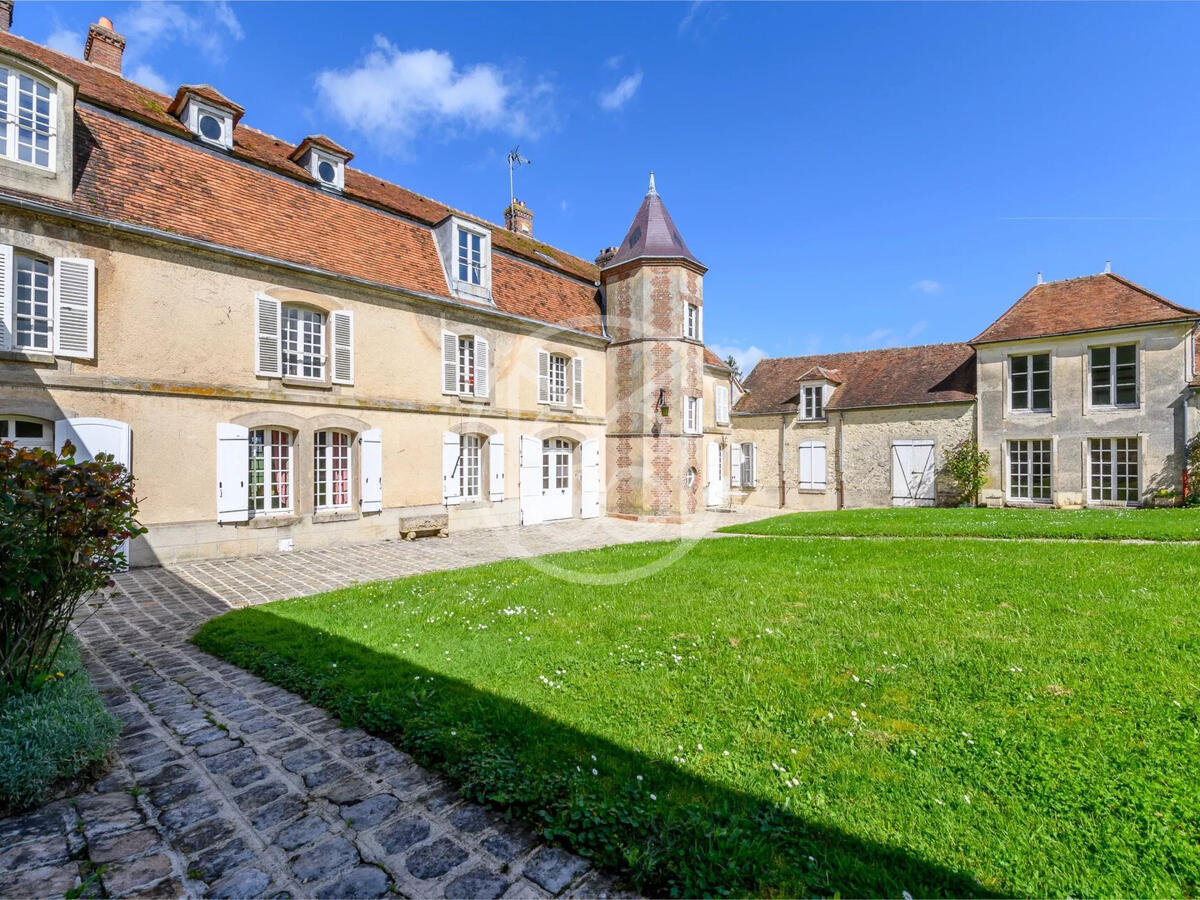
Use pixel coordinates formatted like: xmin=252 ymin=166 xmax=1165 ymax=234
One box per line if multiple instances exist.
xmin=1090 ymin=347 xmax=1111 ymax=405
xmin=14 ymin=254 xmax=52 ymax=350
xmin=458 ymin=337 xmax=475 ymax=394
xmin=460 ymin=434 xmax=481 ymax=499
xmin=249 ymin=429 xmax=266 ymax=511
xmin=281 ymin=307 xmax=324 ymax=379
xmin=14 ymin=420 xmax=42 ymax=438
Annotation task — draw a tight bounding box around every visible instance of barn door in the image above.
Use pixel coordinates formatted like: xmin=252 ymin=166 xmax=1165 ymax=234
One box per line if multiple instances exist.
xmin=892 ymin=440 xmax=936 ymax=507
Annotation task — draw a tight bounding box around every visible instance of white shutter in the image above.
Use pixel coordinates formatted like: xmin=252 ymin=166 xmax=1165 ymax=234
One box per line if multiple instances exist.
xmin=443 ymin=431 xmax=462 ymax=504
xmin=519 ymin=434 xmax=543 ymax=525
xmin=799 ymin=444 xmax=813 ymax=488
xmin=813 ymin=442 xmax=828 ymax=488
xmin=716 ymin=385 xmax=730 ymax=424
xmin=53 ymin=257 xmax=95 ymax=359
xmin=330 ymin=310 xmax=354 ymax=385
xmin=581 ymin=437 xmax=600 ymax=518
xmin=0 ymin=243 xmax=12 ymax=350
xmin=698 ymin=306 xmax=703 ymax=341
xmin=215 ymin=423 xmax=249 ymax=523
xmin=488 ymin=433 xmax=505 ymax=501
xmin=442 ymin=330 xmax=458 ymax=394
xmin=750 ymin=443 xmax=758 ymax=487
xmin=474 ymin=336 xmax=490 ymax=399
xmin=360 ymin=429 xmax=383 ymax=512
xmin=59 ymin=417 xmax=133 ymax=567
xmin=681 ymin=299 xmax=688 ymax=337
xmin=697 ymin=398 xmax=704 ymax=434
xmin=572 ymin=357 xmax=584 ymax=408
xmin=537 ymin=350 xmax=550 ymax=404
xmin=731 ymin=443 xmax=742 ymax=487
xmin=255 ymin=294 xmax=282 ymax=377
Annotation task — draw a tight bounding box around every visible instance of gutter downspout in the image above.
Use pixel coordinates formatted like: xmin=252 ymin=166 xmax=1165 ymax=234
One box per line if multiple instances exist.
xmin=778 ymin=413 xmax=787 ymax=508
xmin=836 ymin=411 xmax=845 ymax=510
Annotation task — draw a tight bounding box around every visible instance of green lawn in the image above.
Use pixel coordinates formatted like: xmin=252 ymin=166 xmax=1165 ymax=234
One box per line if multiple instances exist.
xmin=719 ymin=506 xmax=1200 ymax=540
xmin=193 ymin=536 xmax=1200 ymax=898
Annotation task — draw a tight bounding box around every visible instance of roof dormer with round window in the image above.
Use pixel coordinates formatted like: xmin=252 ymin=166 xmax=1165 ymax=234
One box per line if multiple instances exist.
xmin=289 ymin=135 xmax=352 ymax=193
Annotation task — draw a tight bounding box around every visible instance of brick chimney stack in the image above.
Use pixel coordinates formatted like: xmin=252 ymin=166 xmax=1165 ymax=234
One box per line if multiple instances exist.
xmin=594 ymin=246 xmax=618 ymax=267
xmin=0 ymin=1 xmax=14 ymax=33
xmin=84 ymin=16 xmax=126 ymax=74
xmin=504 ymin=198 xmax=533 ymax=237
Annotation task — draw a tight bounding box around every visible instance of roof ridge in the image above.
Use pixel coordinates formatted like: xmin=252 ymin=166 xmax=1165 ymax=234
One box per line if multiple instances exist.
xmin=763 ymin=340 xmax=971 ymax=365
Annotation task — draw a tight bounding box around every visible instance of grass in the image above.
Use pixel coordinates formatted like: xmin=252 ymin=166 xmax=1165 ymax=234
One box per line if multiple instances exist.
xmin=193 ymin=536 xmax=1200 ymax=898
xmin=0 ymin=636 xmax=120 ymax=811
xmin=718 ymin=505 xmax=1200 ymax=540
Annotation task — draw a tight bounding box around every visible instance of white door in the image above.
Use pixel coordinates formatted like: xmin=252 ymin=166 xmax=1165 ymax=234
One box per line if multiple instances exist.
xmin=706 ymin=442 xmax=725 ymax=507
xmin=55 ymin=417 xmax=134 ymax=564
xmin=542 ymin=439 xmax=573 ymax=521
xmin=891 ymin=440 xmax=936 ymax=507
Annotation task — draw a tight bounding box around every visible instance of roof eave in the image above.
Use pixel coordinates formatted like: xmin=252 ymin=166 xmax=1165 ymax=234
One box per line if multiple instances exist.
xmin=971 ymin=316 xmax=1199 ymax=346
xmin=600 ymin=255 xmax=708 ymax=277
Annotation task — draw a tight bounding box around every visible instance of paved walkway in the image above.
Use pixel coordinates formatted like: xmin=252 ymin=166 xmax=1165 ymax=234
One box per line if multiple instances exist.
xmin=0 ymin=510 xmax=771 ymax=899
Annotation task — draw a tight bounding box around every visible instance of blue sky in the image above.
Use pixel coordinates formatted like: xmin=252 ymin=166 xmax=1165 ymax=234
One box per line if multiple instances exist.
xmin=16 ymin=1 xmax=1200 ymax=374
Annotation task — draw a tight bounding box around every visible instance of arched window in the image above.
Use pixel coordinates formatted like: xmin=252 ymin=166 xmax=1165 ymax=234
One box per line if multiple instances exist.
xmin=0 ymin=416 xmax=52 ymax=451
xmin=0 ymin=67 xmax=56 ymax=169
xmin=314 ymin=430 xmax=352 ymax=510
xmin=248 ymin=428 xmax=293 ymax=514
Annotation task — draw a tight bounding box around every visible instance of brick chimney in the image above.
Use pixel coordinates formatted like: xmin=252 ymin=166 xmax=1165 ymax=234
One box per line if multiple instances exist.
xmin=504 ymin=198 xmax=533 ymax=237
xmin=594 ymin=246 xmax=618 ymax=267
xmin=84 ymin=16 xmax=125 ymax=74
xmin=0 ymin=1 xmax=13 ymax=33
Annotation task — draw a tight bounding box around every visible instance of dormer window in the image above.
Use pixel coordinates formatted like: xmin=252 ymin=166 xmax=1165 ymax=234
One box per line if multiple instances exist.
xmin=801 ymin=384 xmax=824 ymax=419
xmin=168 ymin=86 xmax=243 ymax=152
xmin=434 ymin=216 xmax=493 ymax=303
xmin=289 ymin=135 xmax=352 ymax=194
xmin=0 ymin=67 xmax=56 ymax=170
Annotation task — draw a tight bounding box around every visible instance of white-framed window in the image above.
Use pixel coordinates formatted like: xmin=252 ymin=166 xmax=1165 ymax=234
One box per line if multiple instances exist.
xmin=0 ymin=415 xmax=52 ymax=451
xmin=1090 ymin=344 xmax=1138 ymax=408
xmin=1010 ymin=353 xmax=1051 ymax=412
xmin=685 ymin=467 xmax=697 ymax=489
xmin=460 ymin=433 xmax=482 ymax=500
xmin=281 ymin=305 xmax=325 ymax=380
xmin=185 ymin=100 xmax=233 ymax=150
xmin=684 ymin=396 xmax=702 ymax=435
xmin=1089 ymin=437 xmax=1140 ymax=505
xmin=715 ymin=384 xmax=730 ymax=425
xmin=248 ymin=428 xmax=293 ymax=515
xmin=1008 ymin=439 xmax=1052 ymax=502
xmin=548 ymin=353 xmax=568 ymax=405
xmin=798 ymin=440 xmax=827 ymax=490
xmin=309 ymin=149 xmax=344 ymax=192
xmin=684 ymin=302 xmax=701 ymax=340
xmin=542 ymin=438 xmax=571 ymax=490
xmin=0 ymin=67 xmax=55 ymax=170
xmin=458 ymin=336 xmax=476 ymax=394
xmin=313 ymin=430 xmax=351 ymax=510
xmin=739 ymin=442 xmax=756 ymax=487
xmin=801 ymin=384 xmax=824 ymax=420
xmin=13 ymin=252 xmax=52 ymax=351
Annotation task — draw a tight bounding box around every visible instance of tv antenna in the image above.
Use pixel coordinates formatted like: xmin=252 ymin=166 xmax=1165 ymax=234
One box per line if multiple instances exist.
xmin=507 ymin=146 xmax=530 ymax=210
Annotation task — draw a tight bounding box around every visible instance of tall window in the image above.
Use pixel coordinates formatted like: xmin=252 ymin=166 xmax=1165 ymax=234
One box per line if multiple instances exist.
xmin=1008 ymin=440 xmax=1052 ymax=502
xmin=313 ymin=430 xmax=351 ymax=510
xmin=460 ymin=434 xmax=482 ymax=500
xmin=684 ymin=396 xmax=700 ymax=434
xmin=457 ymin=337 xmax=476 ymax=394
xmin=548 ymin=354 xmax=568 ymax=405
xmin=1010 ymin=354 xmax=1051 ymax=412
xmin=1090 ymin=438 xmax=1139 ymax=504
xmin=14 ymin=253 xmax=52 ymax=351
xmin=684 ymin=303 xmax=700 ymax=339
xmin=801 ymin=385 xmax=824 ymax=420
xmin=1090 ymin=345 xmax=1137 ymax=407
xmin=249 ymin=429 xmax=293 ymax=514
xmin=0 ymin=68 xmax=55 ymax=169
xmin=457 ymin=228 xmax=484 ymax=285
xmin=281 ymin=306 xmax=325 ymax=379
xmin=739 ymin=442 xmax=755 ymax=487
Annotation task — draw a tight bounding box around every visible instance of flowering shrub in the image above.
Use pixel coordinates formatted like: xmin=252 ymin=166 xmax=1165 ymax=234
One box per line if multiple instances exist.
xmin=0 ymin=440 xmax=145 ymax=696
xmin=943 ymin=438 xmax=989 ymax=506
xmin=1187 ymin=436 xmax=1200 ymax=506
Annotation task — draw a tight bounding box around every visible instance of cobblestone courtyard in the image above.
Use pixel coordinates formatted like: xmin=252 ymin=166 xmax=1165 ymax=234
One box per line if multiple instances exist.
xmin=0 ymin=513 xmax=767 ymax=899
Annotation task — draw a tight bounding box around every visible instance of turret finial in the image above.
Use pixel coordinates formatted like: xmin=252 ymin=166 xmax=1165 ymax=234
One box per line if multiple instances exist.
xmin=647 ymin=171 xmax=657 ymax=196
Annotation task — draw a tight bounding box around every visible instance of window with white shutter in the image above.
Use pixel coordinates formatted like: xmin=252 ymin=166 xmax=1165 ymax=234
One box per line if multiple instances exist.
xmin=255 ymin=293 xmax=282 ymax=377
xmin=537 ymin=350 xmax=550 ymax=403
xmin=474 ymin=337 xmax=489 ymax=399
xmin=442 ymin=431 xmax=462 ymax=504
xmin=330 ymin=310 xmax=354 ymax=385
xmin=488 ymin=433 xmax=505 ymax=501
xmin=540 ymin=352 xmax=569 ymax=406
xmin=53 ymin=257 xmax=94 ymax=358
xmin=360 ymin=429 xmax=383 ymax=512
xmin=0 ymin=243 xmax=11 ymax=351
xmin=798 ymin=441 xmax=827 ymax=490
xmin=715 ymin=385 xmax=730 ymax=424
xmin=441 ymin=331 xmax=490 ymax=399
xmin=572 ymin=357 xmax=584 ymax=408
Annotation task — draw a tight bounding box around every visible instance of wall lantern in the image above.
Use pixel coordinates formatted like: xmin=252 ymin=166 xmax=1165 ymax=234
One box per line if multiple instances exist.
xmin=656 ymin=388 xmax=669 ymax=417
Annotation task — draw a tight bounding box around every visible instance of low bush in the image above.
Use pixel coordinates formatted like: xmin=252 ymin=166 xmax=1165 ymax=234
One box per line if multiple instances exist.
xmin=0 ymin=636 xmax=120 ymax=811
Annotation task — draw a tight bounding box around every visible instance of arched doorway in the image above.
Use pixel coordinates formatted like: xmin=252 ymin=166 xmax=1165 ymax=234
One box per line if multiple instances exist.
xmin=542 ymin=438 xmax=574 ymax=521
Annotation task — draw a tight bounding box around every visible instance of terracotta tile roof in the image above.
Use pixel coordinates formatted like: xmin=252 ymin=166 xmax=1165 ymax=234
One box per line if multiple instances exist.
xmin=0 ymin=31 xmax=604 ymax=334
xmin=704 ymin=347 xmax=729 ymax=369
xmin=290 ymin=134 xmax=353 ymax=162
xmin=972 ymin=273 xmax=1200 ymax=344
xmin=796 ymin=365 xmax=843 ymax=384
xmin=735 ymin=343 xmax=976 ymax=414
xmin=166 ymin=84 xmax=244 ymax=124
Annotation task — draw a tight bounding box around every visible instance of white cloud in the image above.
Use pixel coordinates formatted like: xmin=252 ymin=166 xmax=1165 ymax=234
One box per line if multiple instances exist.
xmin=911 ymin=279 xmax=943 ymax=294
xmin=44 ymin=28 xmax=82 ymax=57
xmin=598 ymin=70 xmax=643 ymax=112
xmin=604 ymin=55 xmax=623 ymax=70
xmin=709 ymin=343 xmax=766 ymax=377
xmin=129 ymin=63 xmax=170 ymax=94
xmin=840 ymin=320 xmax=928 ymax=351
xmin=315 ymin=38 xmax=551 ymax=154
xmin=119 ymin=0 xmax=244 ymax=64
xmin=679 ymin=1 xmax=726 ymax=37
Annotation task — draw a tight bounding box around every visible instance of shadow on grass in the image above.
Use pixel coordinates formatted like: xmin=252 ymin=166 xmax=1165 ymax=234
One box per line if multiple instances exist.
xmin=193 ymin=605 xmax=1005 ymax=899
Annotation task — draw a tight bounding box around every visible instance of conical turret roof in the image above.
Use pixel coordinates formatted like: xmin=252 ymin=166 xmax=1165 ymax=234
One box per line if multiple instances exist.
xmin=604 ymin=173 xmax=704 ymax=271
